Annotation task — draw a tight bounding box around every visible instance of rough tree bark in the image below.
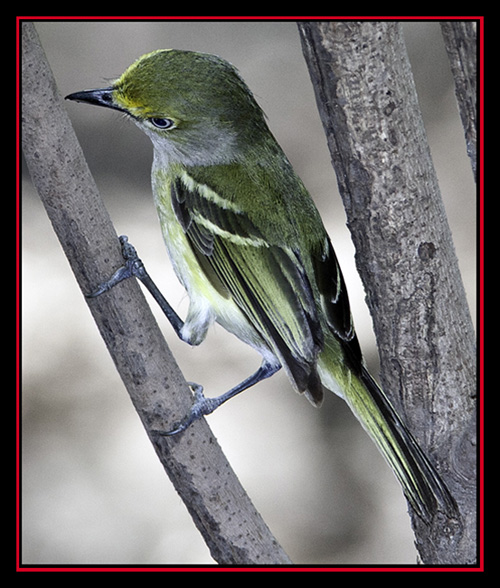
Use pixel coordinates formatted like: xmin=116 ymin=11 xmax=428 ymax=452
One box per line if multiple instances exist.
xmin=440 ymin=21 xmax=478 ymax=182
xmin=21 ymin=21 xmax=292 ymax=566
xmin=298 ymin=21 xmax=477 ymax=565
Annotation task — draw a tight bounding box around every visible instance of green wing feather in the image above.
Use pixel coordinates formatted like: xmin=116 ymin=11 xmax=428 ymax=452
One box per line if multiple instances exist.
xmin=170 ymin=169 xmax=325 ymax=403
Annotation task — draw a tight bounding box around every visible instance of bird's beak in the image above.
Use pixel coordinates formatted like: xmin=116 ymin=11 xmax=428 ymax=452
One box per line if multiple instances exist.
xmin=65 ymin=88 xmax=125 ymax=113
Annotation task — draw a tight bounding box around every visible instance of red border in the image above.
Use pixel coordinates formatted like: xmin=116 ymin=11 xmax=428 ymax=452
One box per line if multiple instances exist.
xmin=16 ymin=15 xmax=485 ymax=573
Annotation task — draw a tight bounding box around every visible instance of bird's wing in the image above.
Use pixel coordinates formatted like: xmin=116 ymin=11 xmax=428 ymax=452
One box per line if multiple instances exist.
xmin=170 ymin=172 xmax=325 ymax=403
xmin=311 ymin=235 xmax=363 ymax=371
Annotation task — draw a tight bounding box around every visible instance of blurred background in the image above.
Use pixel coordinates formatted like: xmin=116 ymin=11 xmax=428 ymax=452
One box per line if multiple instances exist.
xmin=21 ymin=19 xmax=476 ymax=566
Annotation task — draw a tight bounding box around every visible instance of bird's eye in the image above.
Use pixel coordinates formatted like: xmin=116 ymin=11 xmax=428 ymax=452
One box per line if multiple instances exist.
xmin=150 ymin=117 xmax=175 ymax=130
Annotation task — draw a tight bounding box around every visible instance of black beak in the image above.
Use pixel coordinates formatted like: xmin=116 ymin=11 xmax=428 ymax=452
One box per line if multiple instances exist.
xmin=65 ymin=88 xmax=125 ymax=113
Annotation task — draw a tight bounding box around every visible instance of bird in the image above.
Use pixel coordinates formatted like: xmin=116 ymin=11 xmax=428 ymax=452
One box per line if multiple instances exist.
xmin=66 ymin=48 xmax=457 ymax=521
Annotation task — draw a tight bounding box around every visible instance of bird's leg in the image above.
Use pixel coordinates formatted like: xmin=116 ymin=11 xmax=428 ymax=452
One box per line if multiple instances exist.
xmin=88 ymin=235 xmax=184 ymax=338
xmin=89 ymin=236 xmax=282 ymax=435
xmin=158 ymin=361 xmax=281 ymax=436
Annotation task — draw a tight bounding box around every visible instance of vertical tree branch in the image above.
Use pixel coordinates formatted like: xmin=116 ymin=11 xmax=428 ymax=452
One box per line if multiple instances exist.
xmin=440 ymin=21 xmax=478 ymax=181
xmin=21 ymin=21 xmax=291 ymax=566
xmin=298 ymin=21 xmax=477 ymax=565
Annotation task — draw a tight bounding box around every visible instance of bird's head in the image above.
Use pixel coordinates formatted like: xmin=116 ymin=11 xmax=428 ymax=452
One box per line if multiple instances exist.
xmin=66 ymin=49 xmax=268 ymax=165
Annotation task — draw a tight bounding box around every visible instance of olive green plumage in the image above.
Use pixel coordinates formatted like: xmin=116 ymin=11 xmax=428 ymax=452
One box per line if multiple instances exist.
xmin=66 ymin=49 xmax=457 ymax=521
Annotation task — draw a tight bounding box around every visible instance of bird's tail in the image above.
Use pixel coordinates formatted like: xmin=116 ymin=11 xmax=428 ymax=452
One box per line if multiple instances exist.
xmin=320 ymin=353 xmax=458 ymax=521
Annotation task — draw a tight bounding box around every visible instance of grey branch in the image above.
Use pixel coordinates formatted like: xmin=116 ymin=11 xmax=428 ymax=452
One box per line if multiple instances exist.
xmin=21 ymin=21 xmax=291 ymax=566
xmin=298 ymin=20 xmax=477 ymax=565
xmin=440 ymin=21 xmax=478 ymax=181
